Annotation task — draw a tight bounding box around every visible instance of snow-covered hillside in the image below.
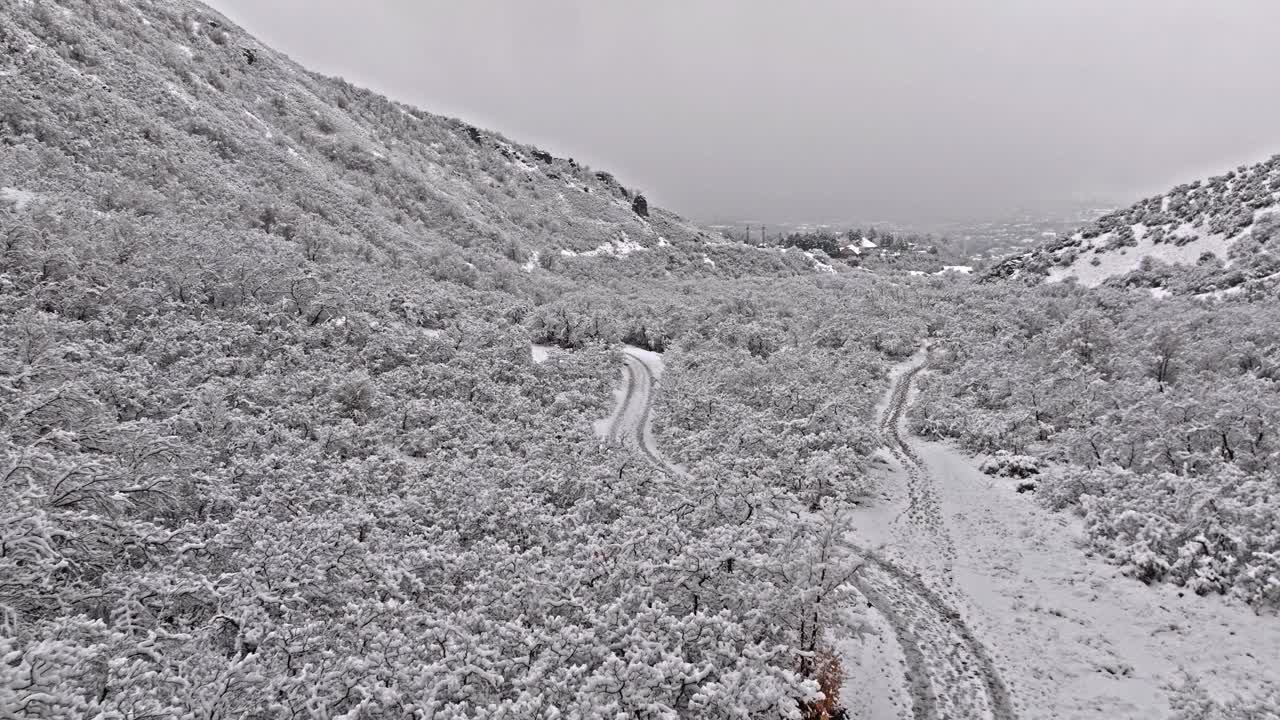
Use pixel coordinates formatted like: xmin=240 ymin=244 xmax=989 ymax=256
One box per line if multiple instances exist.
xmin=0 ymin=0 xmax=733 ymax=271
xmin=988 ymin=155 xmax=1280 ymax=294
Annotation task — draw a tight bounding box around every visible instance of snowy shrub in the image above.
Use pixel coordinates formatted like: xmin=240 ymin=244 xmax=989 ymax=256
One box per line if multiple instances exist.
xmin=1167 ymin=674 xmax=1280 ymax=720
xmin=1252 ymin=212 xmax=1280 ymax=246
xmin=980 ymin=451 xmax=1042 ymax=478
xmin=1038 ymin=467 xmax=1116 ymax=512
xmin=1047 ymin=466 xmax=1280 ymax=607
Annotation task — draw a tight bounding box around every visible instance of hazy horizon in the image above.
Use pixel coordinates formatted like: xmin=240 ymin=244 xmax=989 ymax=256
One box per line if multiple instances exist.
xmin=208 ymin=1 xmax=1280 ymax=224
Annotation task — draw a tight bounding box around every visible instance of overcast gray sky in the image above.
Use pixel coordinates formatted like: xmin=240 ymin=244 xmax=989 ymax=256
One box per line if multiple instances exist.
xmin=210 ymin=1 xmax=1280 ymax=224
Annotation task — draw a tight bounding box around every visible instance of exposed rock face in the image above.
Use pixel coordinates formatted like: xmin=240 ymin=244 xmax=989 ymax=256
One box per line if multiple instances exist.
xmin=632 ymin=194 xmax=649 ymax=218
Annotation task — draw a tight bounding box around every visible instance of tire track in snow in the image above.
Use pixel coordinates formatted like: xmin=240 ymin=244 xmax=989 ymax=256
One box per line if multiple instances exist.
xmin=853 ymin=356 xmax=1016 ymax=720
xmin=880 ymin=361 xmax=956 ymax=577
xmin=609 ymin=359 xmax=640 ymax=445
xmin=608 ymin=350 xmax=692 ymax=480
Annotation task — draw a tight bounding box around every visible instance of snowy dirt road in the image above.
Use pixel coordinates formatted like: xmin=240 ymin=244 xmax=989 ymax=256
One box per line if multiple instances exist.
xmin=599 ymin=346 xmax=687 ymax=476
xmin=841 ymin=355 xmax=1016 ymax=720
xmin=844 ymin=354 xmax=1280 ymax=719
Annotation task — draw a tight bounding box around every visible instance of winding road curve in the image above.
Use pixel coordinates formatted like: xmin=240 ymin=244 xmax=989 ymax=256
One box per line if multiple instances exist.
xmin=604 ymin=347 xmax=1017 ymax=720
xmin=608 ymin=351 xmax=688 ymax=477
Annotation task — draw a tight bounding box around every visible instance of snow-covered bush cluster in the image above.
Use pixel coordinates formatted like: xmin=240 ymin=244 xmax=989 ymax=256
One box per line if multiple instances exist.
xmin=912 ymin=281 xmax=1280 ymax=609
xmin=1166 ymin=674 xmax=1280 ymax=720
xmin=979 ymin=451 xmax=1041 ymax=478
xmin=1041 ymin=467 xmax=1280 ymax=606
xmin=654 ymin=333 xmax=888 ymax=509
xmin=0 ymin=206 xmax=925 ymax=716
xmin=1 ymin=237 xmax=917 ymax=717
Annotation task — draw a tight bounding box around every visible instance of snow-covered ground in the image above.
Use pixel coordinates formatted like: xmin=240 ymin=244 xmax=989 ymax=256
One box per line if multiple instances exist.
xmin=917 ymin=439 xmax=1280 ymax=718
xmin=841 ymin=357 xmax=1280 ymax=718
xmin=836 ymin=606 xmax=912 ymax=720
xmin=560 ymin=237 xmax=648 ymax=258
xmin=1046 ymin=221 xmax=1242 ymax=288
xmin=839 ymin=352 xmax=1016 ymax=719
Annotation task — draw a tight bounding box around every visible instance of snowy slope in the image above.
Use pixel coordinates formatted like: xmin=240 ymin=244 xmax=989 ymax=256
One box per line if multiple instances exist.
xmin=988 ymin=155 xmax=1280 ymax=293
xmin=1042 ymin=221 xmax=1240 ymax=288
xmin=0 ymin=0 xmax=720 ymax=268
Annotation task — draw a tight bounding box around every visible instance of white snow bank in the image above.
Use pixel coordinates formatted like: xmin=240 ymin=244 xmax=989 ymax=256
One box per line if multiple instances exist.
xmin=804 ymin=251 xmax=837 ymax=274
xmin=530 ymin=344 xmax=554 ymax=364
xmin=560 ymin=237 xmax=649 ymax=258
xmin=0 ymin=187 xmax=38 ymax=211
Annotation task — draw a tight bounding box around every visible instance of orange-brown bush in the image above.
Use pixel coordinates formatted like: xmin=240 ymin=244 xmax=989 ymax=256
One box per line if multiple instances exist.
xmin=801 ymin=649 xmax=845 ymax=720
